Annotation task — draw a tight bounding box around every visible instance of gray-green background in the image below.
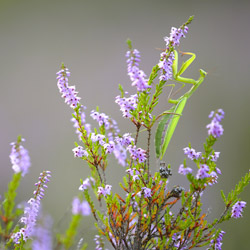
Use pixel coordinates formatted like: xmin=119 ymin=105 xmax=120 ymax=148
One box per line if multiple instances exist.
xmin=0 ymin=0 xmax=249 ymax=249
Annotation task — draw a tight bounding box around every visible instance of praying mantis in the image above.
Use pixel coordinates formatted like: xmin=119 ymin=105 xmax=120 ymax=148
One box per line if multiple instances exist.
xmin=155 ymin=50 xmax=207 ymax=160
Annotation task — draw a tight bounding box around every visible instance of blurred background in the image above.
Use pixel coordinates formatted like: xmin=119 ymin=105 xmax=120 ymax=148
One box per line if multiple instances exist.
xmin=0 ymin=0 xmax=249 ymax=249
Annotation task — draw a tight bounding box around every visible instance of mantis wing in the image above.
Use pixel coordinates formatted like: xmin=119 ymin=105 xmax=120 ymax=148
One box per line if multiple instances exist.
xmin=160 ymin=97 xmax=187 ymax=160
xmin=155 ymin=106 xmax=176 ymax=159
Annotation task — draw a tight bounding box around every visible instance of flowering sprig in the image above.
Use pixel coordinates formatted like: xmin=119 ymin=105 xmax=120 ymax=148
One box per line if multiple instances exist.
xmin=1 ymin=136 xmax=31 ymax=240
xmin=126 ymin=45 xmax=150 ymax=92
xmin=11 ymin=171 xmax=51 ymax=245
xmin=56 ymin=64 xmax=80 ymax=108
xmin=9 ymin=136 xmax=31 ymax=177
xmin=158 ymin=17 xmax=191 ymax=81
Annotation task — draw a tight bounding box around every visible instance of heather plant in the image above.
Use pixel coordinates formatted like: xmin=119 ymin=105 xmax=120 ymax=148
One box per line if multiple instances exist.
xmin=0 ymin=16 xmax=249 ymax=250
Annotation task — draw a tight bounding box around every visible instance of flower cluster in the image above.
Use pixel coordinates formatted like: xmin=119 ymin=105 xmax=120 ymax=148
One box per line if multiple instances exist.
xmin=56 ymin=65 xmax=80 ymax=109
xmin=126 ymin=49 xmax=150 ymax=92
xmin=208 ymin=231 xmax=225 ymax=250
xmin=90 ymin=110 xmax=120 ymax=141
xmin=72 ymin=197 xmax=91 ymax=216
xmin=12 ymin=171 xmax=51 ymax=244
xmin=158 ymin=51 xmax=175 ymax=81
xmin=141 ymin=187 xmax=152 ymax=198
xmin=97 ymin=185 xmax=112 ymax=197
xmin=158 ymin=25 xmax=188 ymax=81
xmin=206 ymin=109 xmax=224 ymax=138
xmin=90 ymin=110 xmax=111 ymax=129
xmin=115 ymin=93 xmax=138 ymax=118
xmin=183 ymin=147 xmax=202 ymax=161
xmin=231 ymin=201 xmax=247 ymax=218
xmin=9 ymin=138 xmax=31 ymax=177
xmin=127 ymin=145 xmax=147 ymax=163
xmin=72 ymin=146 xmax=89 ymax=158
xmin=179 ymin=110 xmax=226 ymax=185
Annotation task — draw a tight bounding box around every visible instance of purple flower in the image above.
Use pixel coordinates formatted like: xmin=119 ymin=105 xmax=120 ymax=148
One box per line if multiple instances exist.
xmin=115 ymin=133 xmax=134 ymax=146
xmin=178 ymin=164 xmax=192 ymax=175
xmin=196 ymin=164 xmax=210 ymax=179
xmin=208 ymin=231 xmax=225 ymax=250
xmin=97 ymin=185 xmax=112 ymax=197
xmin=90 ymin=111 xmax=120 ymax=141
xmin=72 ymin=197 xmax=91 ymax=216
xmin=72 ymin=146 xmax=89 ymax=158
xmin=165 ymin=26 xmax=188 ymax=47
xmin=79 ymin=177 xmax=95 ymax=191
xmin=9 ymin=138 xmax=31 ymax=177
xmin=207 ymin=109 xmax=224 ymax=138
xmin=126 ymin=49 xmax=150 ymax=92
xmin=231 ymin=201 xmax=247 ymax=218
xmin=141 ymin=187 xmax=152 ymax=198
xmin=158 ymin=51 xmax=175 ymax=81
xmin=208 ymin=109 xmax=225 ymax=123
xmin=90 ymin=110 xmax=110 ymax=129
xmin=183 ymin=147 xmax=201 ymax=161
xmin=115 ymin=93 xmax=138 ymax=118
xmin=127 ymin=145 xmax=147 ymax=163
xmin=206 ymin=120 xmax=224 ymax=138
xmin=159 ymin=25 xmax=188 ymax=81
xmin=210 ymin=152 xmax=220 ymax=162
xmin=91 ymin=133 xmax=106 ymax=145
xmin=56 ymin=65 xmax=81 ymax=109
xmin=12 ymin=171 xmax=51 ymax=244
xmin=104 ymin=141 xmax=115 ymax=154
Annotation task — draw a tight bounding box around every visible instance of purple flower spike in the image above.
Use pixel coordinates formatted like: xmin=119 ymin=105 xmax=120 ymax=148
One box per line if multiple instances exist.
xmin=206 ymin=120 xmax=224 ymax=138
xmin=56 ymin=65 xmax=81 ymax=109
xmin=208 ymin=231 xmax=225 ymax=250
xmin=126 ymin=49 xmax=150 ymax=92
xmin=12 ymin=171 xmax=51 ymax=244
xmin=207 ymin=109 xmax=224 ymax=138
xmin=159 ymin=25 xmax=189 ymax=81
xmin=9 ymin=138 xmax=31 ymax=177
xmin=231 ymin=201 xmax=247 ymax=218
xmin=158 ymin=51 xmax=175 ymax=81
xmin=115 ymin=93 xmax=138 ymax=118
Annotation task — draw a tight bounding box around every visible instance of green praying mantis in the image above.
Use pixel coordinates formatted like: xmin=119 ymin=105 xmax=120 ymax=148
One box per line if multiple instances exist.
xmin=155 ymin=50 xmax=207 ymax=160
